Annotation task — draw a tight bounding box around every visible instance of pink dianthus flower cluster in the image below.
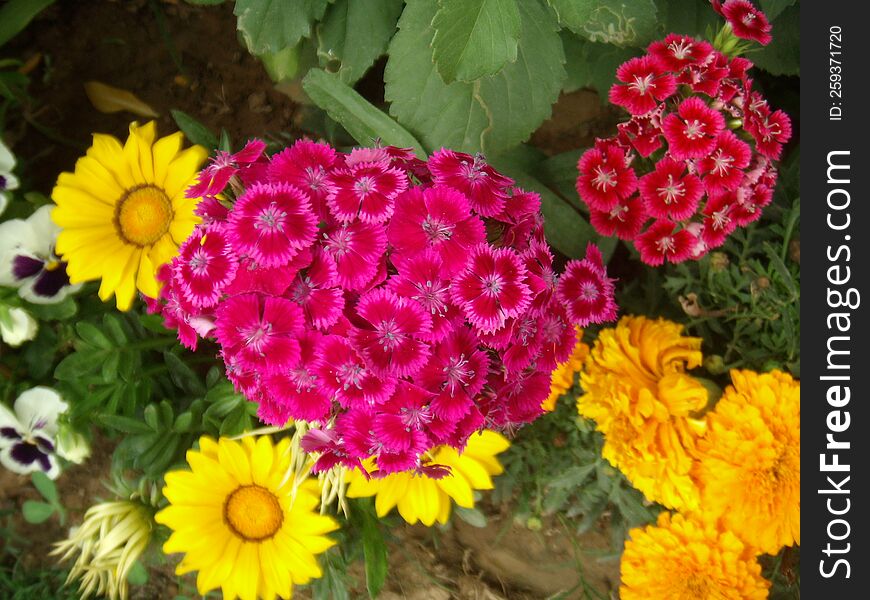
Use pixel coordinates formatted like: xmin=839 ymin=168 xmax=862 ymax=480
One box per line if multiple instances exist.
xmin=575 ymin=15 xmax=791 ymax=267
xmin=148 ymin=140 xmax=617 ymax=476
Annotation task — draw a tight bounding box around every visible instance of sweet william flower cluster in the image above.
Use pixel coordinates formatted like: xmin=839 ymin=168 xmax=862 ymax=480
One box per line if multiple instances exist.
xmin=576 ymin=1 xmax=791 ymax=266
xmin=148 ymin=140 xmax=617 ymax=476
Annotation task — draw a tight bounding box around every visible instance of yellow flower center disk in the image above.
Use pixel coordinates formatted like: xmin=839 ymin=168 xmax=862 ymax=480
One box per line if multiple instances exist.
xmin=224 ymin=485 xmax=284 ymax=541
xmin=115 ymin=185 xmax=173 ymax=246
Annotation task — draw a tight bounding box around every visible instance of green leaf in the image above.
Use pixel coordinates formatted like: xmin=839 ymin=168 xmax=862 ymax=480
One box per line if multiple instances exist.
xmin=490 ymin=146 xmax=594 ymax=259
xmin=127 ymin=560 xmax=149 ymax=586
xmin=759 ymin=0 xmax=795 ymax=21
xmin=0 ymin=0 xmax=55 ymax=48
xmin=185 ymin=0 xmax=226 ymax=5
xmin=22 ymin=500 xmax=55 ymax=524
xmin=656 ymin=0 xmax=721 ymax=39
xmin=547 ymin=0 xmax=658 ymax=47
xmin=317 ymin=0 xmax=404 ymax=85
xmin=431 ymin=0 xmax=520 ymax=84
xmin=144 ymin=404 xmax=159 ymax=431
xmin=25 ymin=296 xmax=77 ymax=320
xmin=55 ymin=351 xmax=99 ymax=380
xmin=358 ymin=503 xmax=388 ymax=598
xmin=31 ymin=472 xmax=58 ymax=504
xmin=101 ymin=351 xmax=121 ymax=383
xmin=235 ymin=0 xmax=329 ymax=54
xmin=219 ymin=128 xmax=233 ymax=153
xmin=75 ymin=322 xmax=112 ymax=349
xmin=173 ymin=411 xmax=194 ymax=433
xmin=454 ymin=506 xmax=487 ymax=527
xmin=386 ymin=0 xmax=565 ymax=155
xmin=752 ymin=5 xmax=799 ymax=76
xmin=164 ymin=351 xmax=207 ymax=396
xmin=170 ymin=109 xmax=219 ymax=150
xmin=561 ymin=32 xmax=641 ymax=97
xmin=302 ymin=68 xmax=426 ymax=157
xmin=98 ymin=414 xmax=154 ymax=434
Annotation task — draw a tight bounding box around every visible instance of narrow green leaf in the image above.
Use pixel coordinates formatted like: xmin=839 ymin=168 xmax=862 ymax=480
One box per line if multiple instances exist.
xmin=431 ymin=0 xmax=520 ymax=83
xmin=454 ymin=506 xmax=487 ymax=528
xmin=0 ymin=0 xmax=55 ymax=48
xmin=31 ymin=471 xmax=58 ymax=504
xmin=317 ymin=0 xmax=404 ymax=85
xmin=234 ymin=0 xmax=329 ymax=54
xmin=144 ymin=404 xmax=159 ymax=431
xmin=75 ymin=322 xmax=112 ymax=349
xmin=302 ymin=68 xmax=426 ymax=157
xmin=164 ymin=351 xmax=207 ymax=396
xmin=98 ymin=414 xmax=154 ymax=435
xmin=22 ymin=500 xmax=55 ymax=524
xmin=357 ymin=503 xmax=388 ymax=598
xmin=170 ymin=109 xmax=219 ymax=149
xmin=173 ymin=411 xmax=194 ymax=433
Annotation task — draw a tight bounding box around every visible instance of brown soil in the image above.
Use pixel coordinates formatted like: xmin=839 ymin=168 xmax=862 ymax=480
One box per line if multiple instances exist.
xmin=2 ymin=2 xmax=621 ymax=598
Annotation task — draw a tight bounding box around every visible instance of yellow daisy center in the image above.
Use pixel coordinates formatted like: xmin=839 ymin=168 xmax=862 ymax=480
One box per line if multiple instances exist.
xmin=115 ymin=185 xmax=173 ymax=246
xmin=224 ymin=485 xmax=284 ymax=541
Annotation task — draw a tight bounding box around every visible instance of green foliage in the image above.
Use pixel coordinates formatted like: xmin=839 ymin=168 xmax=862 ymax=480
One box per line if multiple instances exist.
xmin=431 ymin=0 xmax=521 ymax=84
xmin=494 ymin=396 xmax=659 ymax=549
xmin=301 ymin=69 xmax=426 ymax=157
xmin=662 ymin=157 xmax=800 ymax=376
xmin=752 ymin=4 xmax=799 ymax=75
xmin=316 ymin=0 xmax=404 ymax=86
xmin=170 ymin=109 xmax=219 ymax=150
xmin=235 ymin=0 xmax=329 ymax=55
xmin=548 ymin=0 xmax=658 ymax=47
xmin=21 ymin=472 xmax=66 ymax=525
xmin=354 ymin=499 xmax=388 ymax=598
xmin=386 ymin=0 xmax=565 ymax=156
xmin=0 ymin=0 xmax=55 ymax=48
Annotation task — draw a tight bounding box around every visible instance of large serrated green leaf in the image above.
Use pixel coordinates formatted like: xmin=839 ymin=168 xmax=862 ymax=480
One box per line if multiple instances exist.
xmin=385 ymin=0 xmax=565 ymax=155
xmin=656 ymin=0 xmax=720 ymax=39
xmin=548 ymin=0 xmax=657 ymax=48
xmin=302 ymin=68 xmax=427 ymax=157
xmin=759 ymin=0 xmax=796 ymax=21
xmin=751 ymin=5 xmax=799 ymax=76
xmin=317 ymin=0 xmax=404 ymax=85
xmin=562 ymin=32 xmax=641 ymax=98
xmin=234 ymin=0 xmax=329 ymax=54
xmin=431 ymin=0 xmax=521 ymax=84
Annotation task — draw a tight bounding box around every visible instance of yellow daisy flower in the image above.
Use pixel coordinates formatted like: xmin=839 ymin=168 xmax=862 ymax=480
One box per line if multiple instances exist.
xmin=620 ymin=512 xmax=770 ymax=599
xmin=694 ymin=369 xmax=800 ymax=555
xmin=542 ymin=327 xmax=588 ymax=412
xmin=51 ymin=121 xmax=207 ymax=310
xmin=155 ymin=435 xmax=339 ymax=600
xmin=345 ymin=430 xmax=510 ymax=526
xmin=578 ymin=315 xmax=708 ymax=511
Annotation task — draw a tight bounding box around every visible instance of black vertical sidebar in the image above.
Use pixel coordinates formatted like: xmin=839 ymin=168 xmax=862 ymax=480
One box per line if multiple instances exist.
xmin=802 ymin=2 xmax=869 ymax=597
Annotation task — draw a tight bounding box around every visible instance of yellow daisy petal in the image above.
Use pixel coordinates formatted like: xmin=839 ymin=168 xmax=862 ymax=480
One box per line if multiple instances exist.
xmin=164 ymin=145 xmax=208 ymax=199
xmin=153 ymin=131 xmax=184 ymax=188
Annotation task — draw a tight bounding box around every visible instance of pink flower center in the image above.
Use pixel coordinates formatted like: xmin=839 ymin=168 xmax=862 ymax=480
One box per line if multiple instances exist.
xmin=188 ymin=248 xmax=211 ymax=276
xmin=443 ymin=354 xmax=474 ymax=392
xmin=592 ymin=166 xmax=617 ymax=190
xmin=412 ymin=280 xmax=449 ymax=315
xmin=628 ymin=73 xmax=655 ymax=95
xmin=710 ymin=150 xmax=734 ymax=175
xmin=460 ymin=155 xmax=488 ymax=182
xmin=742 ymin=12 xmax=757 ymax=26
xmin=608 ymin=205 xmax=629 ymax=221
xmin=400 ymin=405 xmax=432 ymax=429
xmin=655 ymin=236 xmax=676 ymax=255
xmin=323 ymin=228 xmax=353 ymax=257
xmin=336 ymin=362 xmax=365 ymax=390
xmin=290 ymin=276 xmax=314 ymax=303
xmin=580 ymin=282 xmax=599 ymax=301
xmin=668 ymin=39 xmax=692 ymax=60
xmin=656 ymin=174 xmax=686 ymax=204
xmin=683 ymin=119 xmax=705 ymax=140
xmin=375 ymin=319 xmax=403 ymax=350
xmin=421 ymin=216 xmax=454 ymax=242
xmin=354 ymin=176 xmax=375 ymax=196
xmin=711 ymin=207 xmax=731 ymax=230
xmin=481 ymin=274 xmax=503 ymax=296
xmin=305 ymin=166 xmax=327 ymax=191
xmin=254 ymin=202 xmax=287 ymax=233
xmin=241 ymin=322 xmax=272 ymax=353
xmin=290 ymin=367 xmax=318 ymax=391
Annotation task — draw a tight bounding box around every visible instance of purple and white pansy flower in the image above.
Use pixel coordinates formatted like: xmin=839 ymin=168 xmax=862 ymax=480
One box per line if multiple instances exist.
xmin=0 ymin=138 xmax=19 ymax=217
xmin=0 ymin=386 xmax=68 ymax=479
xmin=0 ymin=205 xmax=80 ymax=304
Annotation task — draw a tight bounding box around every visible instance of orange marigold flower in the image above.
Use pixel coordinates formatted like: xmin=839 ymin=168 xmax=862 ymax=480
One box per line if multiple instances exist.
xmin=694 ymin=369 xmax=800 ymax=554
xmin=578 ymin=315 xmax=708 ymax=511
xmin=620 ymin=512 xmax=770 ymax=600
